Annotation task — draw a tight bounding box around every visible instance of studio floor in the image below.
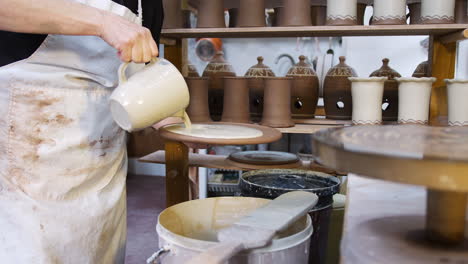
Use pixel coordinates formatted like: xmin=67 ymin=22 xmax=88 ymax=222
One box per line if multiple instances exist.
xmin=126 ymin=174 xmax=165 ymax=264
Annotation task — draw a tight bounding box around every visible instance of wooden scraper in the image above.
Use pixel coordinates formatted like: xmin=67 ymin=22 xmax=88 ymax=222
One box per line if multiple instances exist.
xmin=186 ymin=191 xmax=318 ymax=264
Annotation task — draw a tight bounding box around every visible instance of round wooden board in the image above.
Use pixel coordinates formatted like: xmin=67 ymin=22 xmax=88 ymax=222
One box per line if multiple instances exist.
xmin=159 ymin=122 xmax=282 ymax=146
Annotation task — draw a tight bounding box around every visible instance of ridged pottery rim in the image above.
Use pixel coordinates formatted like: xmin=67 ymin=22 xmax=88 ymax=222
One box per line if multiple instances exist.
xmin=445 ymin=79 xmax=468 ymax=84
xmin=156 ymin=197 xmax=313 ymax=253
xmin=395 ymin=77 xmax=437 ymax=83
xmin=348 ymin=77 xmax=388 ymax=82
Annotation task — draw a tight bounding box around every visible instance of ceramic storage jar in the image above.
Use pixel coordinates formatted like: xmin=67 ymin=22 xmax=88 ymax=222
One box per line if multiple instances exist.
xmin=197 ymin=0 xmax=226 ymax=28
xmin=311 ymin=0 xmax=328 ymax=26
xmin=421 ymin=0 xmax=456 ymax=24
xmin=408 ymin=0 xmax=422 ymax=24
xmin=185 ymin=77 xmax=212 ymax=122
xmin=349 ymin=77 xmax=387 ymax=125
xmin=446 ymin=79 xmax=468 ymax=126
xmin=238 ymin=0 xmax=267 ymax=27
xmin=202 ymin=51 xmax=236 ymax=121
xmin=455 ymin=0 xmax=468 ymax=23
xmin=372 ymin=0 xmax=407 ymax=25
xmin=261 ymin=77 xmax=295 ymax=128
xmin=412 ymin=61 xmax=430 ymax=78
xmin=370 ymin=58 xmax=402 ymax=121
xmin=286 ymin=55 xmax=320 ymax=119
xmin=281 ymin=0 xmax=312 ymax=26
xmin=396 ymin=77 xmax=436 ymax=125
xmin=245 ymin=56 xmax=276 ymax=122
xmin=327 ymin=0 xmax=358 ymax=25
xmin=221 ymin=77 xmax=251 ymax=123
xmin=323 ymin=56 xmax=358 ymax=120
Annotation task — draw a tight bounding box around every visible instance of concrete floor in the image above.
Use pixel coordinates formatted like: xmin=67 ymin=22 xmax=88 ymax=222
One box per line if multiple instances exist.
xmin=125 ymin=175 xmax=165 ymax=264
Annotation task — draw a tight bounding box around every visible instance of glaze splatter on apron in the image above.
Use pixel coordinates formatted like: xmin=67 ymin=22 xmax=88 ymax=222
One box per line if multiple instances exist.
xmin=0 ymin=0 xmax=142 ymax=262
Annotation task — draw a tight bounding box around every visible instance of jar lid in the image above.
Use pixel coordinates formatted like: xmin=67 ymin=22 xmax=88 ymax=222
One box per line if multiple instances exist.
xmin=244 ymin=56 xmax=276 ymax=77
xmin=412 ymin=61 xmax=430 ymax=78
xmin=186 ymin=62 xmax=199 ymax=77
xmin=202 ymin=51 xmax=236 ymax=75
xmin=326 ymin=56 xmax=358 ymax=77
xmin=370 ymin=58 xmax=401 ymax=79
xmin=287 ymin=55 xmax=317 ymax=77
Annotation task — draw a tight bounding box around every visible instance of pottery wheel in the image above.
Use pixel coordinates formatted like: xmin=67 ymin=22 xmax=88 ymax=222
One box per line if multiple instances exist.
xmin=228 ymin=151 xmax=300 ymax=165
xmin=159 ymin=122 xmax=282 ymax=146
xmin=342 ymin=215 xmax=468 ymax=264
xmin=311 ymin=125 xmax=468 ymax=244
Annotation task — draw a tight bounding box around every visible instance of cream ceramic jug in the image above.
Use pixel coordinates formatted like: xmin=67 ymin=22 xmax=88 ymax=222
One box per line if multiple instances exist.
xmin=110 ymin=58 xmax=190 ymax=132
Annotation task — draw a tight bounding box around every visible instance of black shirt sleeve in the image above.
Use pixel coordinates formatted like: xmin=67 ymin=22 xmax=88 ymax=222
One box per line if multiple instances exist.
xmin=0 ymin=0 xmax=164 ymax=67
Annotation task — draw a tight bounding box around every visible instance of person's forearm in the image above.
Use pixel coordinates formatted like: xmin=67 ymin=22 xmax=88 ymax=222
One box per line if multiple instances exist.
xmin=0 ymin=0 xmax=103 ymax=36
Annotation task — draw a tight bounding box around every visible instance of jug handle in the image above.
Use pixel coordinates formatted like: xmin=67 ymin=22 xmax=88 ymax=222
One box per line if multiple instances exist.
xmin=118 ymin=57 xmax=160 ymax=83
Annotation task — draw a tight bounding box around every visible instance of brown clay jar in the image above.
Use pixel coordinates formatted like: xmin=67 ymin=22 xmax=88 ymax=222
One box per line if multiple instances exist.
xmin=238 ymin=0 xmax=266 ymax=27
xmin=221 ymin=77 xmax=251 ymax=123
xmin=245 ymin=56 xmax=276 ymax=122
xmin=202 ymin=51 xmax=236 ymax=121
xmin=412 ymin=61 xmax=430 ymax=78
xmin=197 ymin=0 xmax=226 ymax=28
xmin=370 ymin=58 xmax=402 ymax=121
xmin=408 ymin=2 xmax=422 ymax=24
xmin=185 ymin=62 xmax=200 ymax=77
xmin=455 ymin=0 xmax=468 ymax=23
xmin=228 ymin=8 xmax=239 ymax=28
xmin=281 ymin=0 xmax=312 ymax=26
xmin=163 ymin=0 xmax=183 ymax=29
xmin=185 ymin=77 xmax=212 ymax=123
xmin=287 ymin=55 xmax=320 ymax=119
xmin=323 ymin=56 xmax=358 ymax=120
xmin=357 ymin=3 xmax=368 ymax=25
xmin=261 ymin=77 xmax=295 ymax=128
xmin=272 ymin=7 xmax=284 ymax=27
xmin=311 ymin=2 xmax=327 ymax=26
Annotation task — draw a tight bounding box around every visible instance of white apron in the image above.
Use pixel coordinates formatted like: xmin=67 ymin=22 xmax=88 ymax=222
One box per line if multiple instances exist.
xmin=0 ymin=0 xmax=143 ymax=263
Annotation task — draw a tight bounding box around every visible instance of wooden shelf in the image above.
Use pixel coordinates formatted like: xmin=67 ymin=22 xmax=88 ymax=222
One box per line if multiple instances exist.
xmin=162 ymin=25 xmax=468 ymax=40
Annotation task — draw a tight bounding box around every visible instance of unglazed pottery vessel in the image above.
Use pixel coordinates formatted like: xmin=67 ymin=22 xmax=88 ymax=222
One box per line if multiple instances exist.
xmin=202 ymin=51 xmax=236 ymax=121
xmin=197 ymin=0 xmax=226 ymax=28
xmin=421 ymin=0 xmax=456 ymax=24
xmin=408 ymin=1 xmax=422 ymax=24
xmin=272 ymin=7 xmax=284 ymax=27
xmin=162 ymin=0 xmax=183 ymax=29
xmin=323 ymin=56 xmax=358 ymax=120
xmin=357 ymin=3 xmax=368 ymax=25
xmin=238 ymin=0 xmax=266 ymax=27
xmin=370 ymin=58 xmax=402 ymax=121
xmin=261 ymin=78 xmax=295 ymax=128
xmin=349 ymin=77 xmax=387 ymax=125
xmin=455 ymin=0 xmax=468 ymax=23
xmin=185 ymin=62 xmax=200 ymax=77
xmin=281 ymin=0 xmax=312 ymax=26
xmin=228 ymin=8 xmax=239 ymax=28
xmin=327 ymin=0 xmax=358 ymax=26
xmin=311 ymin=3 xmax=327 ymax=26
xmin=396 ymin=77 xmax=436 ymax=125
xmin=110 ymin=58 xmax=189 ymax=132
xmin=286 ymin=55 xmax=320 ymax=119
xmin=412 ymin=61 xmax=430 ymax=78
xmin=372 ymin=0 xmax=407 ymax=25
xmin=446 ymin=79 xmax=468 ymax=126
xmin=245 ymin=56 xmax=276 ymax=122
xmin=221 ymin=77 xmax=251 ymax=123
xmin=185 ymin=77 xmax=212 ymax=122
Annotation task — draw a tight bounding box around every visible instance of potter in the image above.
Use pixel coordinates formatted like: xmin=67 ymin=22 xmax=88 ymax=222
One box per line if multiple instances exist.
xmin=110 ymin=58 xmax=190 ymax=132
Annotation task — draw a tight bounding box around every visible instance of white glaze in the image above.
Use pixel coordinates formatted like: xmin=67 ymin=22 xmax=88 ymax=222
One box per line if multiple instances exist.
xmin=327 ymin=0 xmax=358 ymax=19
xmin=165 ymin=124 xmax=263 ymax=139
xmin=350 ymin=77 xmax=387 ymax=125
xmin=396 ymin=77 xmax=436 ymax=124
xmin=110 ymin=58 xmax=189 ymax=132
xmin=373 ymin=0 xmax=407 ymax=19
xmin=446 ymin=79 xmax=468 ymax=126
xmin=421 ymin=0 xmax=456 ymax=20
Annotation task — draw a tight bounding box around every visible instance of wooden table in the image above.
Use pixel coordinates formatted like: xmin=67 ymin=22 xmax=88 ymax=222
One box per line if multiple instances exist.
xmin=311 ymin=125 xmax=468 ymax=245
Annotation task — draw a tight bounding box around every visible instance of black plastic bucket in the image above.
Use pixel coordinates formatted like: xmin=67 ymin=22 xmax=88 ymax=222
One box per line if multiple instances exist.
xmin=239 ymin=169 xmax=341 ymax=264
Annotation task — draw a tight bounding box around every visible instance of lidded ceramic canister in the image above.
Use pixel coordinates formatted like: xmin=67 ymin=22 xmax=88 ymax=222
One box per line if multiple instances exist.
xmin=372 ymin=0 xmax=407 ymax=25
xmin=245 ymin=56 xmax=276 ymax=122
xmin=281 ymin=0 xmax=312 ymax=26
xmin=421 ymin=0 xmax=456 ymax=24
xmin=326 ymin=0 xmax=358 ymax=26
xmin=323 ymin=56 xmax=358 ymax=120
xmin=261 ymin=77 xmax=295 ymax=128
xmin=202 ymin=51 xmax=236 ymax=121
xmin=185 ymin=77 xmax=212 ymax=122
xmin=238 ymin=0 xmax=266 ymax=27
xmin=408 ymin=0 xmax=422 ymax=24
xmin=286 ymin=55 xmax=320 ymax=119
xmin=221 ymin=77 xmax=251 ymax=123
xmin=197 ymin=0 xmax=226 ymax=28
xmin=446 ymin=79 xmax=468 ymax=126
xmin=412 ymin=61 xmax=430 ymax=78
xmin=349 ymin=77 xmax=387 ymax=125
xmin=185 ymin=62 xmax=200 ymax=77
xmin=370 ymin=58 xmax=402 ymax=121
xmin=396 ymin=77 xmax=436 ymax=125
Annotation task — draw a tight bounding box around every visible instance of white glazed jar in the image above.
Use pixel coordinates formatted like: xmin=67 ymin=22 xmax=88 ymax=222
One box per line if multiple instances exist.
xmin=327 ymin=0 xmax=358 ymax=26
xmin=372 ymin=0 xmax=407 ymax=25
xmin=446 ymin=79 xmax=468 ymax=126
xmin=349 ymin=77 xmax=387 ymax=125
xmin=421 ymin=0 xmax=456 ymax=24
xmin=396 ymin=77 xmax=436 ymax=125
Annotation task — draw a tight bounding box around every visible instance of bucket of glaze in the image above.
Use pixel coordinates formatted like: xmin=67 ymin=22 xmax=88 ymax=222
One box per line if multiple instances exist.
xmin=151 ymin=197 xmax=313 ymax=264
xmin=239 ymin=169 xmax=341 ymax=264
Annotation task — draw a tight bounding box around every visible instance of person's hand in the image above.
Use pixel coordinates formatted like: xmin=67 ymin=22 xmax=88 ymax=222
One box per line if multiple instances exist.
xmin=98 ymin=12 xmax=158 ymax=63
